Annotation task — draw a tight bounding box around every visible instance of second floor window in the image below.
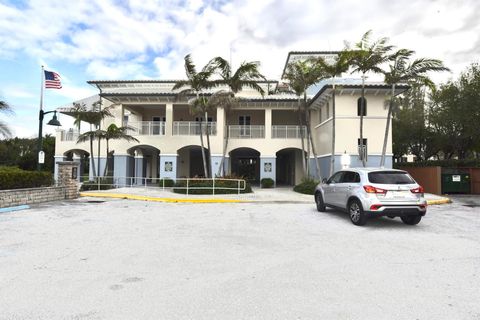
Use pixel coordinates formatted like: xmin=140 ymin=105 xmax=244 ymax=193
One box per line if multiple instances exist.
xmin=357 ymin=97 xmax=367 ymax=116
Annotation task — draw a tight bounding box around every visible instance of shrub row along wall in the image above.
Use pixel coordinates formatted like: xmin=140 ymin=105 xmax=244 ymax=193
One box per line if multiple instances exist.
xmin=0 ymin=186 xmax=66 ymax=208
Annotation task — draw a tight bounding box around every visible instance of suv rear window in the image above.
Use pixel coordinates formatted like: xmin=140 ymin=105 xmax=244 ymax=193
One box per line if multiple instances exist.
xmin=368 ymin=171 xmax=414 ymax=184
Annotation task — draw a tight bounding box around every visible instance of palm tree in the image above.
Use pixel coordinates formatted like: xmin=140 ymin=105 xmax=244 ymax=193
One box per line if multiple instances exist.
xmin=100 ymin=124 xmax=139 ymax=176
xmin=173 ymin=54 xmax=217 ymax=178
xmin=350 ymin=30 xmax=393 ymax=167
xmin=0 ymin=100 xmax=13 ymax=139
xmin=73 ymin=102 xmax=113 ymax=177
xmin=380 ymin=49 xmax=449 ymax=167
xmin=316 ymin=50 xmax=353 ymax=176
xmin=284 ymin=59 xmax=326 ymax=179
xmin=210 ymin=57 xmax=266 ymax=176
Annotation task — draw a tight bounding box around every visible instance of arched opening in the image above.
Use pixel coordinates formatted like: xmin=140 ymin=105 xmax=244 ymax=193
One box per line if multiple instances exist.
xmin=63 ymin=149 xmax=90 ymax=180
xmin=177 ymin=145 xmax=210 ymax=178
xmin=276 ymin=148 xmax=305 ymax=186
xmin=229 ymin=147 xmax=260 ymax=183
xmin=127 ymin=145 xmax=161 ymax=183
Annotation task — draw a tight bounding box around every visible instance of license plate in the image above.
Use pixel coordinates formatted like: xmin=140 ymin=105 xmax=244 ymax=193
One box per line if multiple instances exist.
xmin=389 ymin=191 xmax=409 ymax=198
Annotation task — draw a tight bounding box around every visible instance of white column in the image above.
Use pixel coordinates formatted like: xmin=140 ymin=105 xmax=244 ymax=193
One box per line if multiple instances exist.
xmin=216 ymin=107 xmax=225 ymax=141
xmin=165 ymin=102 xmax=173 ymax=136
xmin=265 ymin=108 xmax=272 ymax=139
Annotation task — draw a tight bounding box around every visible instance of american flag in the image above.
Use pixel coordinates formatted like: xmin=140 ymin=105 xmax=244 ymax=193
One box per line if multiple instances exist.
xmin=44 ymin=70 xmax=62 ymax=89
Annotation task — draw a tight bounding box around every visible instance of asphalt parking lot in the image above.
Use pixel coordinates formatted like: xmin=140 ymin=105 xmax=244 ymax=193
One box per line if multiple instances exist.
xmin=0 ymin=196 xmax=479 ymax=319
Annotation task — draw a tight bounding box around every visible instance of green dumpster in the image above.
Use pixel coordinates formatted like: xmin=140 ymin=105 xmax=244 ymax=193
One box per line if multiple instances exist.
xmin=441 ymin=173 xmax=471 ymax=194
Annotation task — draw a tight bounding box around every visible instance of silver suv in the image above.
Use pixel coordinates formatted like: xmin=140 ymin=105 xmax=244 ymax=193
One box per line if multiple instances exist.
xmin=314 ymin=168 xmax=427 ymax=226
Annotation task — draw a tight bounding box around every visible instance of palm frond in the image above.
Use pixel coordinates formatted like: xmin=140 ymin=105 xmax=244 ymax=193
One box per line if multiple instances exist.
xmin=0 ymin=121 xmax=12 ymax=138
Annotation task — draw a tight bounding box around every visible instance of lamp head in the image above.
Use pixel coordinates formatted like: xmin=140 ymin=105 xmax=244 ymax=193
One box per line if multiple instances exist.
xmin=47 ymin=111 xmax=61 ymax=126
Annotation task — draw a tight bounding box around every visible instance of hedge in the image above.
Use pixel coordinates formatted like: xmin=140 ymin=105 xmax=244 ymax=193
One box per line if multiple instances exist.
xmin=260 ymin=178 xmax=274 ymax=188
xmin=173 ymin=176 xmax=252 ymax=194
xmin=394 ymin=159 xmax=480 ymax=169
xmin=293 ymin=178 xmax=319 ymax=195
xmin=80 ymin=178 xmax=114 ymax=191
xmin=158 ymin=178 xmax=175 ymax=188
xmin=0 ymin=166 xmax=53 ymax=190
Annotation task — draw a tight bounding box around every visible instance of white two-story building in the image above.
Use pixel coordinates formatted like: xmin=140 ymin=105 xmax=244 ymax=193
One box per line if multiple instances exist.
xmin=54 ymin=52 xmax=407 ymax=186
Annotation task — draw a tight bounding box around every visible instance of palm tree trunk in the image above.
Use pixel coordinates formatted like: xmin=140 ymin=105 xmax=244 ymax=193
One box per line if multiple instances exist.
xmin=360 ymin=75 xmax=366 ymax=167
xmin=198 ymin=119 xmax=208 ymax=178
xmin=89 ymin=124 xmax=96 ymax=178
xmin=97 ymin=135 xmax=101 ymax=178
xmin=217 ymin=115 xmax=229 ymax=177
xmin=380 ymin=83 xmax=395 ymax=167
xmin=205 ymin=111 xmax=212 ymax=178
xmin=306 ymin=109 xmax=321 ymax=179
xmin=330 ymin=81 xmax=336 ymax=176
xmin=297 ymin=99 xmax=307 ymax=177
xmin=103 ymin=139 xmax=110 ymax=177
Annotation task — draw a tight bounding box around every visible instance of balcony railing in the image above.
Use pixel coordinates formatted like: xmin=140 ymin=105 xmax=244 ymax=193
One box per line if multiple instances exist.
xmin=271 ymin=125 xmax=306 ymax=139
xmin=127 ymin=121 xmax=165 ymax=136
xmin=61 ymin=129 xmax=82 ymax=141
xmin=228 ymin=125 xmax=265 ymax=138
xmin=173 ymin=121 xmax=216 ymax=135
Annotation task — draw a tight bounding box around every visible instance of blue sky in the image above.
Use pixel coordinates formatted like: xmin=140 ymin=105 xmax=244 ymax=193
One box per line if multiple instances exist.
xmin=0 ymin=0 xmax=479 ymax=137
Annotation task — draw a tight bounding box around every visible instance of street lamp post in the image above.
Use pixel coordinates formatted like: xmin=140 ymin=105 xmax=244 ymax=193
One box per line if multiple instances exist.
xmin=37 ymin=109 xmax=61 ymax=171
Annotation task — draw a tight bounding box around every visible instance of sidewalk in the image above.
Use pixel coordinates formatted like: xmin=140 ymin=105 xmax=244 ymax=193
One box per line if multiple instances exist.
xmin=80 ymin=187 xmax=451 ymax=205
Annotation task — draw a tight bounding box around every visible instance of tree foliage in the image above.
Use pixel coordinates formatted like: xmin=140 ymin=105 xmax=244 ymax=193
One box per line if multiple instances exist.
xmin=0 ymin=135 xmax=55 ymax=171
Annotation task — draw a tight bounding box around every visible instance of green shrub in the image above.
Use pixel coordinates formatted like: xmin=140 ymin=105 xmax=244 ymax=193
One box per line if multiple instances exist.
xmin=260 ymin=178 xmax=274 ymax=188
xmin=173 ymin=176 xmax=252 ymax=194
xmin=80 ymin=177 xmax=114 ymax=191
xmin=293 ymin=178 xmax=319 ymax=195
xmin=0 ymin=166 xmax=53 ymax=190
xmin=158 ymin=178 xmax=175 ymax=188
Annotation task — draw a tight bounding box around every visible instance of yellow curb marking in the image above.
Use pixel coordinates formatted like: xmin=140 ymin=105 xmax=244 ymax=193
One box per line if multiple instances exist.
xmin=427 ymin=198 xmax=451 ymax=205
xmin=80 ymin=192 xmax=245 ymax=203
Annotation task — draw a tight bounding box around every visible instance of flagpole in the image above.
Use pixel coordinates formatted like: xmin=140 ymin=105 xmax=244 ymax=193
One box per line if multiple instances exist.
xmin=37 ymin=66 xmax=45 ymax=171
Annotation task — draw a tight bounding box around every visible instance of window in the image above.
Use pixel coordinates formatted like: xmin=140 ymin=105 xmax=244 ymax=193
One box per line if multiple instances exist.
xmin=357 ymin=138 xmax=368 ymax=161
xmin=368 ymin=171 xmax=415 ymax=184
xmin=357 ymin=97 xmax=367 ymax=116
xmin=239 ymin=115 xmax=251 ymax=136
xmin=327 ymin=172 xmax=344 ymax=184
xmin=341 ymin=171 xmax=361 ymax=183
xmin=123 ymin=115 xmax=129 ymax=125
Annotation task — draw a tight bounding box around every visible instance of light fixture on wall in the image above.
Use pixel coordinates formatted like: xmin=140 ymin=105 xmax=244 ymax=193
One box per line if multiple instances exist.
xmin=341 ymin=151 xmax=351 ymax=169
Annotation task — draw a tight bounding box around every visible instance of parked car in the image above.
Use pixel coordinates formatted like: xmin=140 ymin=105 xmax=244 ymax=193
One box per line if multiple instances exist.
xmin=314 ymin=168 xmax=427 ymax=226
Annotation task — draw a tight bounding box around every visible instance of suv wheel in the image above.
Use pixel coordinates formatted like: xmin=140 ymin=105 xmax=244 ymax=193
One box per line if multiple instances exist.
xmin=348 ymin=199 xmax=367 ymax=226
xmin=401 ymin=215 xmax=422 ymax=225
xmin=315 ymin=192 xmax=326 ymax=212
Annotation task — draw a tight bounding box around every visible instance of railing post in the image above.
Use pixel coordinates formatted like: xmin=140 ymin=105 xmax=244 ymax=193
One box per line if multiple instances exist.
xmin=238 ymin=180 xmax=240 ymax=195
xmin=186 ymin=179 xmax=189 ymax=195
xmin=213 ymin=177 xmax=215 ymax=196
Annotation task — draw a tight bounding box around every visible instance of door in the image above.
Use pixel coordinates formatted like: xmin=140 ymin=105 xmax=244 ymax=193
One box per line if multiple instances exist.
xmin=336 ymin=171 xmax=361 ymax=209
xmin=323 ymin=172 xmax=344 ymax=206
xmin=152 ymin=116 xmax=161 ymax=135
xmin=239 ymin=115 xmax=251 ymax=136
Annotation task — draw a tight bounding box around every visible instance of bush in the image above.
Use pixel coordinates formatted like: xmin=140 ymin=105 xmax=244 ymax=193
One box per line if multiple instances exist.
xmin=260 ymin=178 xmax=274 ymax=188
xmin=158 ymin=178 xmax=175 ymax=188
xmin=293 ymin=178 xmax=319 ymax=195
xmin=80 ymin=177 xmax=114 ymax=191
xmin=173 ymin=176 xmax=252 ymax=194
xmin=0 ymin=166 xmax=53 ymax=190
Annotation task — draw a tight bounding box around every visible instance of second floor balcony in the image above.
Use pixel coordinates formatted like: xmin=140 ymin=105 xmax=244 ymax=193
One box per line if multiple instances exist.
xmin=173 ymin=121 xmax=217 ymax=136
xmin=127 ymin=121 xmax=166 ymax=136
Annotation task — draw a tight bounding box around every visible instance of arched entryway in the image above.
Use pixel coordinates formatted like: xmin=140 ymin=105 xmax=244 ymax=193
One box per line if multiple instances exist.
xmin=177 ymin=145 xmax=210 ymax=178
xmin=229 ymin=147 xmax=260 ymax=183
xmin=276 ymin=148 xmax=305 ymax=186
xmin=127 ymin=145 xmax=161 ymax=183
xmin=63 ymin=149 xmax=90 ymax=180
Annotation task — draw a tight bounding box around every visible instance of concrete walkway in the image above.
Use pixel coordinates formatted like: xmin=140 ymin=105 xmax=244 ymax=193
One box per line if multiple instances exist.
xmin=80 ymin=186 xmax=451 ymax=205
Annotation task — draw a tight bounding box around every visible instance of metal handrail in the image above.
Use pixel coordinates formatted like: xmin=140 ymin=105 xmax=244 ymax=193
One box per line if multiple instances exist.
xmin=80 ymin=176 xmax=246 ymax=194
xmin=271 ymin=125 xmax=306 ymax=139
xmin=126 ymin=121 xmax=166 ymax=136
xmin=228 ymin=125 xmax=265 ymax=138
xmin=173 ymin=121 xmax=217 ymax=135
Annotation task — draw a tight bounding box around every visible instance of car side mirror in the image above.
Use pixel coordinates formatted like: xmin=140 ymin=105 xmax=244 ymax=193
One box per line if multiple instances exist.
xmin=322 ymin=178 xmax=328 ymax=184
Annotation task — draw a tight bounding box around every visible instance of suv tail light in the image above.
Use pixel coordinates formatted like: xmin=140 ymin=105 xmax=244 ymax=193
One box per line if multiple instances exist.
xmin=410 ymin=186 xmax=424 ymax=194
xmin=363 ymin=185 xmax=387 ymax=194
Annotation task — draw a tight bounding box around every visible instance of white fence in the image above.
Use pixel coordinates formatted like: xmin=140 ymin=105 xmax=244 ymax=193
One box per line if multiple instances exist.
xmin=271 ymin=125 xmax=306 ymax=139
xmin=173 ymin=121 xmax=217 ymax=135
xmin=80 ymin=176 xmax=246 ymax=195
xmin=228 ymin=125 xmax=265 ymax=138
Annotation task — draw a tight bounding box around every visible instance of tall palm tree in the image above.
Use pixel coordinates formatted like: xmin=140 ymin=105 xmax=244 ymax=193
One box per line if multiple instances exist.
xmin=100 ymin=123 xmax=139 ymax=176
xmin=380 ymin=49 xmax=449 ymax=167
xmin=210 ymin=57 xmax=266 ymax=176
xmin=351 ymin=30 xmax=393 ymax=167
xmin=316 ymin=50 xmax=353 ymax=176
xmin=0 ymin=100 xmax=13 ymax=139
xmin=73 ymin=101 xmax=113 ymax=178
xmin=284 ymin=59 xmax=326 ymax=179
xmin=173 ymin=54 xmax=217 ymax=178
